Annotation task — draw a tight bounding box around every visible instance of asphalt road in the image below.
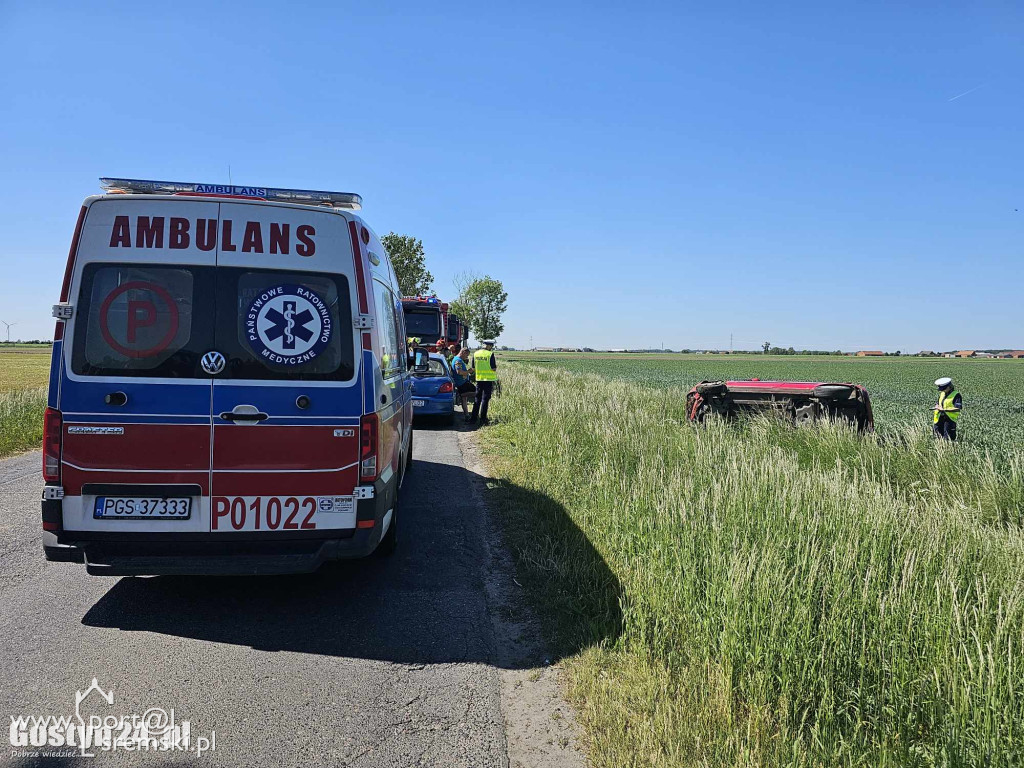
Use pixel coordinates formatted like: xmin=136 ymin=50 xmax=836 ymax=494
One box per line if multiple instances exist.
xmin=0 ymin=426 xmax=543 ymax=768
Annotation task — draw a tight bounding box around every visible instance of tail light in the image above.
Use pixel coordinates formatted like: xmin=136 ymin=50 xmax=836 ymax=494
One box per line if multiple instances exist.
xmin=43 ymin=407 xmax=62 ymax=482
xmin=438 ymin=381 xmax=454 ymax=394
xmin=360 ymin=413 xmax=379 ymax=481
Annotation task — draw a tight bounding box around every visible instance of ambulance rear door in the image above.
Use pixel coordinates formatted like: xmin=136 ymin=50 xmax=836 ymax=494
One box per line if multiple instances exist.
xmin=209 ymin=203 xmax=362 ymax=536
xmin=58 ymin=198 xmax=217 ymax=533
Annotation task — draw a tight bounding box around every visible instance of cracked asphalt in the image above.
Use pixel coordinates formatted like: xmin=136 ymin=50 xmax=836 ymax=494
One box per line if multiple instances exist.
xmin=0 ymin=427 xmax=516 ymax=767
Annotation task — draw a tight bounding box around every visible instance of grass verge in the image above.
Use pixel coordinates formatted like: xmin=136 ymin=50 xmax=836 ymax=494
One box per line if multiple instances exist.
xmin=479 ymin=364 xmax=1024 ymax=767
xmin=0 ymin=388 xmax=46 ymax=458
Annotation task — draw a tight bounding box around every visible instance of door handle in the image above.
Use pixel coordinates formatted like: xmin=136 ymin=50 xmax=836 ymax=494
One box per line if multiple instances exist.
xmin=219 ymin=404 xmax=269 ymax=423
xmin=219 ymin=411 xmax=269 ymax=422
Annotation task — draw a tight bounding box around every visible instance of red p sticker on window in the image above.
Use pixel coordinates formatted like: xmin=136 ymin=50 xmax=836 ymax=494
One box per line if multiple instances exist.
xmin=126 ymin=299 xmax=156 ymax=342
xmin=99 ymin=281 xmax=179 ymax=358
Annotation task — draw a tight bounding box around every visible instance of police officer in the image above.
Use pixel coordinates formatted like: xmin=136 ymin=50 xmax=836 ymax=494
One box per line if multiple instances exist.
xmin=470 ymin=340 xmax=497 ymax=425
xmin=932 ymin=377 xmax=962 ymax=441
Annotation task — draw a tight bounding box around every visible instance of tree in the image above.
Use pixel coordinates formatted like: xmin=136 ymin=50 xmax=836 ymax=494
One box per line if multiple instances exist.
xmin=763 ymin=341 xmax=771 ymax=354
xmin=451 ymin=273 xmax=508 ymax=342
xmin=381 ymin=233 xmax=433 ymax=297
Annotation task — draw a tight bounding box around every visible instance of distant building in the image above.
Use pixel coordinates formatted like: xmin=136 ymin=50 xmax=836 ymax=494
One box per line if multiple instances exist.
xmin=917 ymin=351 xmax=937 ymax=357
xmin=955 ymin=350 xmax=976 ymax=358
xmin=1001 ymin=350 xmax=1024 ymax=359
xmin=855 ymin=350 xmax=884 ymax=357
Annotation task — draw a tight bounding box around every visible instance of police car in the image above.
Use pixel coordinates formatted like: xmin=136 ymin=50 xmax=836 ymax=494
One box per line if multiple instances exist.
xmin=42 ymin=178 xmax=414 ymax=574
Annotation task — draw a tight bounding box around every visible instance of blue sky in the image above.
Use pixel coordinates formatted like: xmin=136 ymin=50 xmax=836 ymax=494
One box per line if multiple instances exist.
xmin=0 ymin=1 xmax=1020 ymax=351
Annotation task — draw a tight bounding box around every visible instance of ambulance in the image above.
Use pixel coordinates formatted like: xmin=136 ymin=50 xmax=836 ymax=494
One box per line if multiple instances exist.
xmin=41 ymin=178 xmax=414 ymax=575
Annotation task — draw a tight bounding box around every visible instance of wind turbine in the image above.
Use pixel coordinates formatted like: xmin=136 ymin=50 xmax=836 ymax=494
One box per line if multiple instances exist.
xmin=1 ymin=321 xmax=15 ymax=343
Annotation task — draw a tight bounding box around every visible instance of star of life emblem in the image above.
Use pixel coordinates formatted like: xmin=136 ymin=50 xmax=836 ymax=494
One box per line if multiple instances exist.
xmin=245 ymin=284 xmax=333 ymax=365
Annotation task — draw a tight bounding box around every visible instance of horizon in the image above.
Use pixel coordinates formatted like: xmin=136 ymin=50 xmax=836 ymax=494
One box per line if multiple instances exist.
xmin=6 ymin=339 xmax=1024 ymax=356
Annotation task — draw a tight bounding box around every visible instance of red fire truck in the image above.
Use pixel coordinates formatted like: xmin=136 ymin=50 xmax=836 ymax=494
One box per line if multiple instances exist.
xmin=401 ymin=296 xmax=466 ymax=350
xmin=446 ymin=312 xmax=468 ymax=348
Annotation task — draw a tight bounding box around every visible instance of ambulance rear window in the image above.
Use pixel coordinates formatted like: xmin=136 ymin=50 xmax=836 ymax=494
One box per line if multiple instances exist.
xmin=71 ymin=264 xmax=210 ymax=377
xmin=219 ymin=269 xmax=354 ymax=381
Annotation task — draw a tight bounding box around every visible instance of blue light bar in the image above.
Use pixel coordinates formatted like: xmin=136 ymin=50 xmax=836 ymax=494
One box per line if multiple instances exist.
xmin=99 ymin=178 xmax=362 ymax=210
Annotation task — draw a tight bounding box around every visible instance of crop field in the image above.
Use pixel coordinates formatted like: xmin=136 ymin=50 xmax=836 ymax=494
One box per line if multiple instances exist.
xmin=503 ymin=352 xmax=1024 ymax=464
xmin=481 ymin=355 xmax=1024 ymax=767
xmin=0 ymin=347 xmax=51 ymax=457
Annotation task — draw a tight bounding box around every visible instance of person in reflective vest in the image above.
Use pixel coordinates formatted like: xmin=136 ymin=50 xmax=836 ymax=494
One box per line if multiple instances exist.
xmin=932 ymin=376 xmax=962 ymax=441
xmin=470 ymin=340 xmax=498 ymax=425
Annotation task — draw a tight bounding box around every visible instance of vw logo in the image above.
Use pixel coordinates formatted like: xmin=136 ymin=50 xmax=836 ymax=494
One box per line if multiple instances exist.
xmin=201 ymin=350 xmax=226 ymax=375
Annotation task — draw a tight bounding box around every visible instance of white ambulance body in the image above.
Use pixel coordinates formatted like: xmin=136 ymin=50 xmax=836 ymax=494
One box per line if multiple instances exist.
xmin=42 ymin=179 xmax=413 ymax=574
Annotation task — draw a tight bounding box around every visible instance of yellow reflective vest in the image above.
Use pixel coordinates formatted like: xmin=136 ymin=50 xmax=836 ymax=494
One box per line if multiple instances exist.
xmin=934 ymin=390 xmax=961 ymax=423
xmin=474 ymin=349 xmax=497 ymax=381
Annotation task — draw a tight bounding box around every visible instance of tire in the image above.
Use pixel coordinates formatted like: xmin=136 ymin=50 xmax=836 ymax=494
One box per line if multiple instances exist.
xmin=375 ymin=477 xmax=399 ymax=558
xmin=812 ymin=384 xmax=853 ymax=400
xmin=375 ymin=505 xmax=397 ymax=557
xmin=696 ymin=381 xmax=727 ymax=397
xmin=443 ymin=412 xmax=456 ymax=427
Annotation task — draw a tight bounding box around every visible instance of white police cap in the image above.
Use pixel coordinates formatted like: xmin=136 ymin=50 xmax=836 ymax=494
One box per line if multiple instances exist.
xmin=935 ymin=377 xmax=953 ymax=388
xmin=482 ymin=339 xmax=495 ymax=345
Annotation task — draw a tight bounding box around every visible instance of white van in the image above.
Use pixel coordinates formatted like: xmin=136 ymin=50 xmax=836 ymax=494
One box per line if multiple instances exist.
xmin=42 ymin=178 xmax=414 ymax=575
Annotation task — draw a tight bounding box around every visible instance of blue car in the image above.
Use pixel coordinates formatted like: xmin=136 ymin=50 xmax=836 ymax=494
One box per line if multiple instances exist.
xmin=411 ymin=353 xmax=456 ymax=424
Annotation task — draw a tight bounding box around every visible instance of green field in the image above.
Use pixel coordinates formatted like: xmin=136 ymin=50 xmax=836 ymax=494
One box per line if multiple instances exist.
xmin=0 ymin=347 xmax=51 ymax=457
xmin=503 ymin=352 xmax=1024 ymax=463
xmin=481 ymin=355 xmax=1024 ymax=767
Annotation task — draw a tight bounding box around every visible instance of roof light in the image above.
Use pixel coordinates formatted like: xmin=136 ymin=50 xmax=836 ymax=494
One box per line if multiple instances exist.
xmin=98 ymin=178 xmax=362 ymax=210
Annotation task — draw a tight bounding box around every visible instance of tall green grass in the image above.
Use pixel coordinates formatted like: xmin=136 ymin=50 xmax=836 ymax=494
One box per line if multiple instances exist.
xmin=481 ymin=365 xmax=1024 ymax=767
xmin=0 ymin=388 xmax=46 ymax=458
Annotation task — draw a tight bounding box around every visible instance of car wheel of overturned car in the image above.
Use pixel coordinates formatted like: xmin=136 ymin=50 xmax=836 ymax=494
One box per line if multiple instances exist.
xmin=695 ymin=381 xmax=728 ymax=397
xmin=812 ymin=384 xmax=853 ymax=399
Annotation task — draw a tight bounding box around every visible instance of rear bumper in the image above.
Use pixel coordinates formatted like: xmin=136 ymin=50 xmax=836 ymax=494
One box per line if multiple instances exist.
xmin=43 ymin=474 xmax=398 ymax=576
xmin=47 ymin=533 xmax=375 ymax=576
xmin=412 ymin=396 xmax=454 ymax=416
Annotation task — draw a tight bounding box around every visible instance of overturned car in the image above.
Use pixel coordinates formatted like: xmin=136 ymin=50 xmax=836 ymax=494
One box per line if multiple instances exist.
xmin=686 ymin=380 xmax=874 ymax=432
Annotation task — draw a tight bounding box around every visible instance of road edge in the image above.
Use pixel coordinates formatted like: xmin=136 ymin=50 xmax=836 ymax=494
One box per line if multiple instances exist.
xmin=456 ymin=428 xmax=589 ymax=768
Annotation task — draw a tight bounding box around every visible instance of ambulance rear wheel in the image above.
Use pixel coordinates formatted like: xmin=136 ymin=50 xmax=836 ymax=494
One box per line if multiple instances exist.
xmin=376 ymin=500 xmax=398 ymax=557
